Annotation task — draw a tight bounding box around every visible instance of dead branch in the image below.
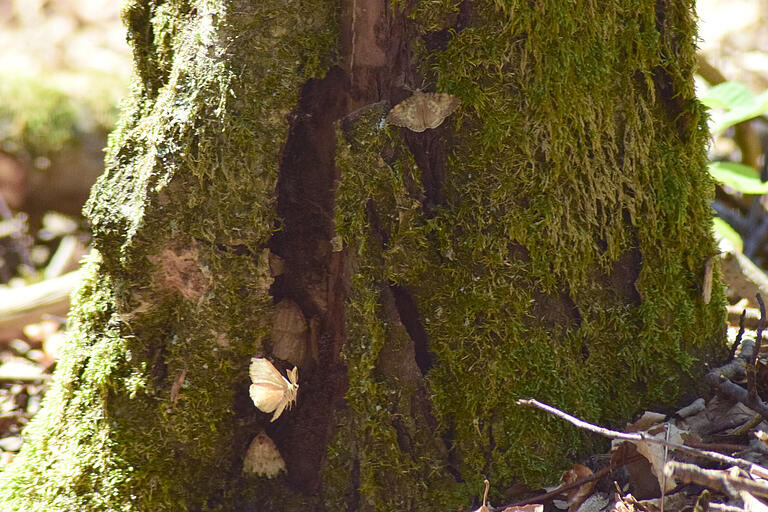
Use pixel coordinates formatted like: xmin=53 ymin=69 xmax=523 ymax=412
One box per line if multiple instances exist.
xmin=721 ymin=252 xmax=768 ymax=308
xmin=705 ymin=296 xmax=768 ymax=426
xmin=727 ymin=306 xmax=762 ymax=332
xmin=710 ymin=504 xmax=747 ymax=512
xmin=665 ymin=462 xmax=768 ymax=498
xmin=516 ymin=399 xmax=768 ymax=479
xmin=0 ymin=270 xmax=81 ymax=336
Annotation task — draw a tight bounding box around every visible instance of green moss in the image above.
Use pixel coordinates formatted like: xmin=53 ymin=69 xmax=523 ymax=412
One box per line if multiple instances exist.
xmin=0 ymin=71 xmax=118 ymax=159
xmin=0 ymin=0 xmax=338 ymax=510
xmin=328 ymin=0 xmax=726 ymax=509
xmin=0 ymin=0 xmax=726 ymax=509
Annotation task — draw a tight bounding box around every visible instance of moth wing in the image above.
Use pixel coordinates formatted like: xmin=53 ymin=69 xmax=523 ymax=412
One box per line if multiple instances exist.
xmin=414 ymin=96 xmax=433 ymax=132
xmin=423 ymin=93 xmax=460 ymax=130
xmin=249 ymin=382 xmax=285 ymax=413
xmin=270 ymin=397 xmax=289 ymax=422
xmin=249 ymin=358 xmax=294 ymax=415
xmin=387 ymin=96 xmax=421 ymax=130
xmin=249 ymin=357 xmax=285 ymax=385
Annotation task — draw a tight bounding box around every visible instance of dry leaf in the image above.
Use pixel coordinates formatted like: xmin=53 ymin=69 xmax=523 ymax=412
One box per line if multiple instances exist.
xmin=249 ymin=357 xmax=299 ymax=422
xmin=575 ymin=494 xmax=610 ymax=512
xmin=271 ymin=300 xmax=308 ymax=366
xmin=503 ymin=506 xmax=544 ymax=512
xmin=242 ymin=430 xmax=286 ymax=477
xmin=386 ymin=90 xmax=460 ymax=132
xmin=610 ymin=443 xmax=659 ymax=500
xmin=615 ymin=422 xmax=686 ymax=494
xmin=561 ymin=463 xmax=596 ymax=512
xmin=626 ymin=411 xmax=666 ymax=432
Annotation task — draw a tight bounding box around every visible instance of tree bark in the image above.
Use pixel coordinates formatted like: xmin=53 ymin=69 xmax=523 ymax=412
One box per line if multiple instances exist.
xmin=0 ymin=0 xmax=726 ymax=510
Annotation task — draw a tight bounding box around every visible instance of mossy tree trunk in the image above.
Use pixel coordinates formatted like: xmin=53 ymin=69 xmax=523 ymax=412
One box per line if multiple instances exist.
xmin=0 ymin=0 xmax=725 ymax=510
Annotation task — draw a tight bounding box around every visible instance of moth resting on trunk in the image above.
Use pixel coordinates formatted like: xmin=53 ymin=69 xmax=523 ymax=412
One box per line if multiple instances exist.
xmin=386 ymin=90 xmax=460 ymax=132
xmin=249 ymin=357 xmax=298 ymax=422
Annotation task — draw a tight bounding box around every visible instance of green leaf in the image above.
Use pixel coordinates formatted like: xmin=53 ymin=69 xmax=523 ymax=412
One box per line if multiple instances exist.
xmin=712 ymin=217 xmax=743 ymax=252
xmin=708 ymin=161 xmax=768 ymax=194
xmin=699 ymin=82 xmax=768 ymax=134
xmin=700 ymin=81 xmax=756 ymax=110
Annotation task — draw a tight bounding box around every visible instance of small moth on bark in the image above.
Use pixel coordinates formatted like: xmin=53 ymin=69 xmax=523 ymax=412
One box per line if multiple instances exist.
xmin=386 ymin=90 xmax=460 ymax=132
xmin=242 ymin=430 xmax=286 ymax=477
xmin=271 ymin=299 xmax=308 ymax=366
xmin=249 ymin=357 xmax=298 ymax=422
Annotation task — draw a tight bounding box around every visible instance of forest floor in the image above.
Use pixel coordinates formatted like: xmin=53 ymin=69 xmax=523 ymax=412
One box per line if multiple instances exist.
xmin=0 ymin=1 xmax=767 ymax=512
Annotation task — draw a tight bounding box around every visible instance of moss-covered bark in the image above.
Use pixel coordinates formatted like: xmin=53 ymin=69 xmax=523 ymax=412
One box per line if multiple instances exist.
xmin=0 ymin=0 xmax=725 ymax=510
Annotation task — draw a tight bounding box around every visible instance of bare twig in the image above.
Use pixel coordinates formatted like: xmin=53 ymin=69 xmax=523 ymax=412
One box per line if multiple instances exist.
xmin=517 ymin=399 xmax=768 ymax=479
xmin=0 ymin=373 xmax=52 ymax=382
xmin=720 ymin=252 xmax=768 ymax=306
xmin=710 ymin=503 xmax=747 ymax=512
xmin=713 ymin=201 xmax=751 ymax=237
xmin=665 ymin=462 xmax=768 ymax=498
xmin=756 ymin=294 xmax=765 ymax=354
xmin=507 ymin=461 xmax=619 ymax=507
xmin=727 ymin=305 xmax=762 ymax=332
xmin=747 ymin=294 xmax=766 ymax=403
xmin=708 ymin=376 xmax=768 ymax=425
xmin=708 ymin=338 xmax=754 ymax=385
xmin=729 ymin=308 xmax=748 ymax=362
xmin=745 ymin=218 xmax=768 ymax=259
xmin=661 ymin=423 xmax=670 ymax=512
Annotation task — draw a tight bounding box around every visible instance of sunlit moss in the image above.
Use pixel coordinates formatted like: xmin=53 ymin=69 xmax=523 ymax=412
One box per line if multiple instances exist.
xmin=329 ymin=0 xmax=725 ymax=509
xmin=0 ymin=0 xmax=337 ymax=509
xmin=0 ymin=0 xmax=725 ymax=510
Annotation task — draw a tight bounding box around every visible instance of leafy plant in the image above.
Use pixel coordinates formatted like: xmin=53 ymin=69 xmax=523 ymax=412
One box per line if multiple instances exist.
xmin=699 ymin=81 xmax=768 ymax=247
xmin=699 ymin=81 xmax=768 ymax=135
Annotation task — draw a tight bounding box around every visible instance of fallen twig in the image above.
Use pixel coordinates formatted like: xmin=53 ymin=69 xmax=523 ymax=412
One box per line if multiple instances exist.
xmin=508 ymin=463 xmax=610 ymax=507
xmin=665 ymin=462 xmax=768 ymax=498
xmin=710 ymin=504 xmax=746 ymax=512
xmin=516 ymin=399 xmax=768 ymax=479
xmin=0 ymin=270 xmax=81 ymax=336
xmin=730 ymin=308 xmax=748 ymax=362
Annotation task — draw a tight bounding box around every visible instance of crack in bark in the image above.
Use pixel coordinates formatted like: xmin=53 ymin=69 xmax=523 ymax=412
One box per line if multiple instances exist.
xmin=390 ymin=284 xmax=433 ymax=374
xmin=267 ymin=67 xmax=351 ymax=496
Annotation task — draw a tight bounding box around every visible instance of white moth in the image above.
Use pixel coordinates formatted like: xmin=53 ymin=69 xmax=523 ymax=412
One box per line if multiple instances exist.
xmin=249 ymin=357 xmax=299 ymax=422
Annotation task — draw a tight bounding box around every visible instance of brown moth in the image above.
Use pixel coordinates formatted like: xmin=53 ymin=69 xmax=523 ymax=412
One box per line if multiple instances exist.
xmin=242 ymin=430 xmax=286 ymax=477
xmin=386 ymin=90 xmax=460 ymax=132
xmin=271 ymin=299 xmax=308 ymax=366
